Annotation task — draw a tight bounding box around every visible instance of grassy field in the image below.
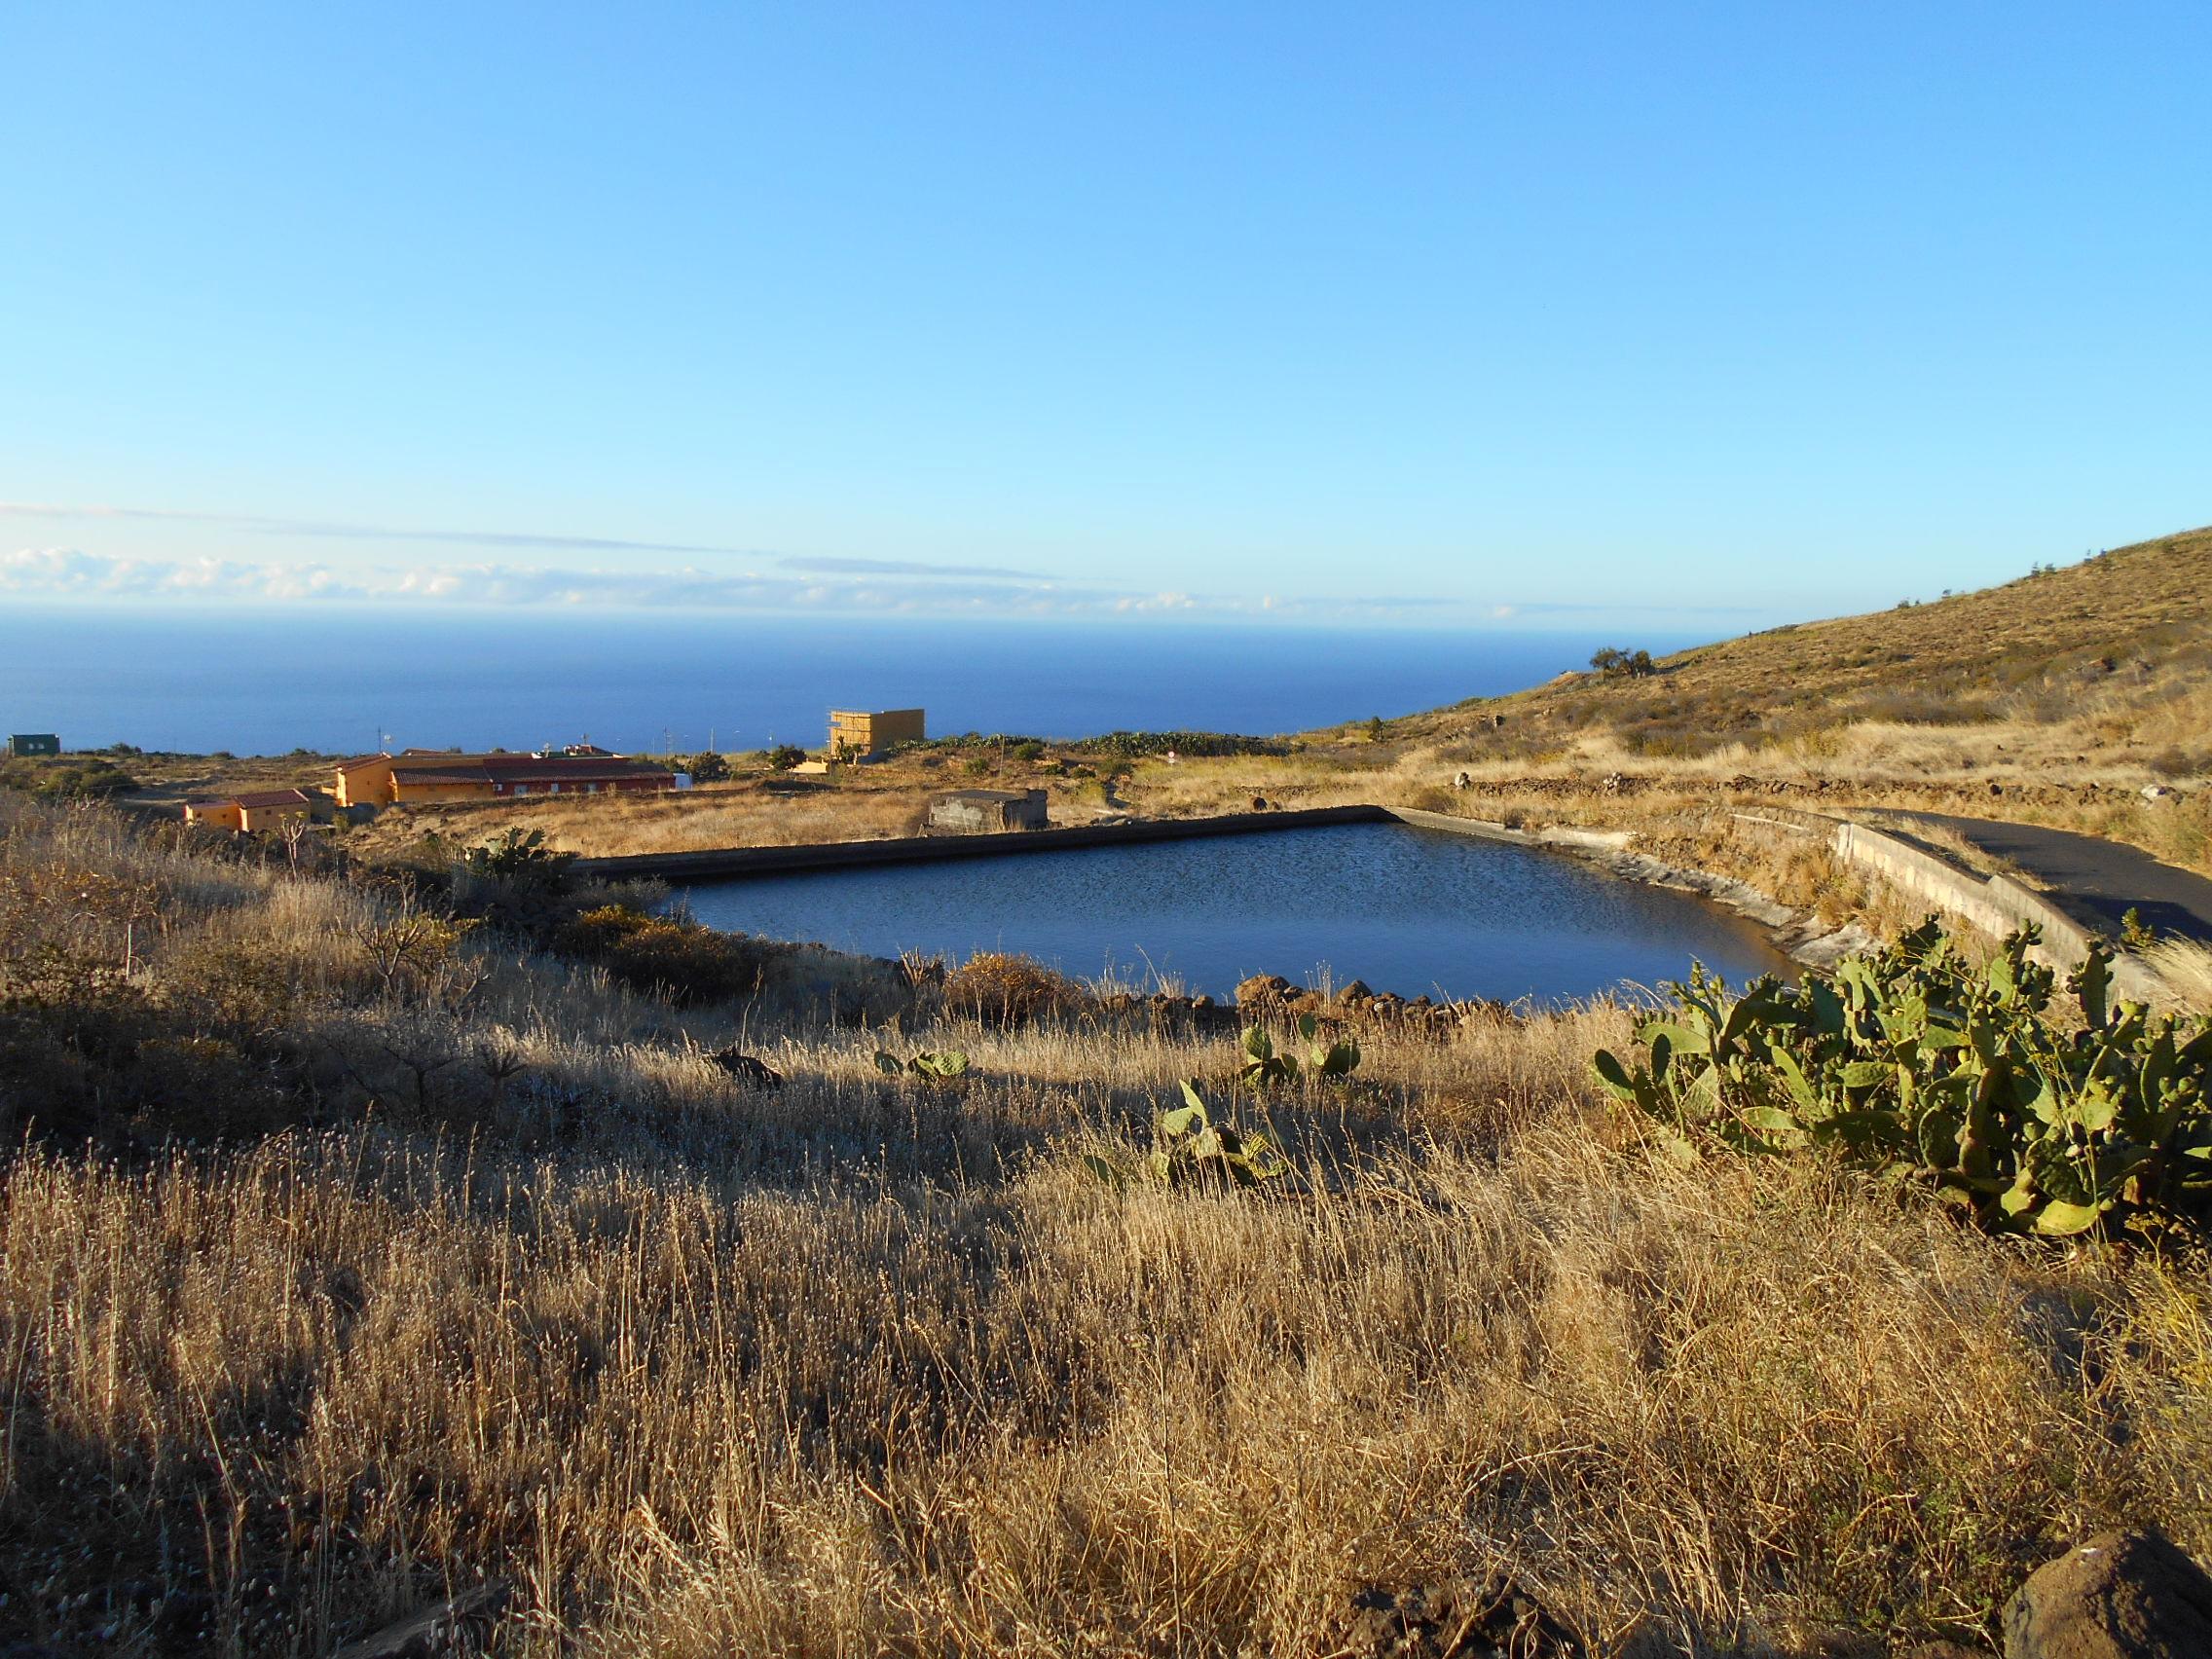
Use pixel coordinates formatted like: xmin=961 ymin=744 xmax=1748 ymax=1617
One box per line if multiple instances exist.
xmin=4 ymin=528 xmax=2208 ymax=1654
xmin=3 ymin=791 xmax=2210 ymax=1656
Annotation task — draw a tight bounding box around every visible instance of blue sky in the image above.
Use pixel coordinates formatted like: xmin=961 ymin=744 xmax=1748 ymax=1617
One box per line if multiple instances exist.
xmin=3 ymin=2 xmax=2206 ymax=629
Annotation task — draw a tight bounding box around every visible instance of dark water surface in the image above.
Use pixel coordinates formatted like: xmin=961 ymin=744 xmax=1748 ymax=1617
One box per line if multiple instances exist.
xmin=679 ymin=823 xmax=1791 ymax=1006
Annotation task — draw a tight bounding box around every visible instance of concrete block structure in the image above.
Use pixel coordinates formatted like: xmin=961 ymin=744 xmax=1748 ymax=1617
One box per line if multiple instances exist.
xmin=926 ymin=789 xmax=1050 ymax=834
xmin=829 ymin=708 xmax=925 ymax=761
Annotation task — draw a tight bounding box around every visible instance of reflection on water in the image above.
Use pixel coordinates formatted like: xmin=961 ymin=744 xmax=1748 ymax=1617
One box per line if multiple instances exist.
xmin=677 ymin=823 xmax=1791 ymax=1006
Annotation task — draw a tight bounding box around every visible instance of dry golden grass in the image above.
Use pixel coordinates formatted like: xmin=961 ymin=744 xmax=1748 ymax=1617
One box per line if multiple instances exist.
xmin=344 ymin=757 xmax=1141 ymax=863
xmin=1404 ymin=526 xmax=2212 ymax=760
xmin=3 ymin=793 xmax=2211 ymax=1655
xmin=2145 ymin=938 xmax=2212 ymax=1015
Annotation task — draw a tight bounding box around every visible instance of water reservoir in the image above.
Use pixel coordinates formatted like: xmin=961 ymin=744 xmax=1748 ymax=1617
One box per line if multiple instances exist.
xmin=678 ymin=821 xmax=1790 ymax=1005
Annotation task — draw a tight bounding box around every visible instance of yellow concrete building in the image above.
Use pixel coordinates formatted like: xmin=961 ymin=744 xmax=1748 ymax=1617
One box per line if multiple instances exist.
xmin=828 ymin=708 xmax=925 ymax=760
xmin=333 ymin=750 xmax=461 ymax=807
xmin=238 ymin=790 xmax=316 ymax=831
xmin=184 ymin=789 xmax=316 ymax=832
xmin=337 ymin=751 xmax=678 ymax=806
xmin=182 ymin=797 xmax=244 ymax=831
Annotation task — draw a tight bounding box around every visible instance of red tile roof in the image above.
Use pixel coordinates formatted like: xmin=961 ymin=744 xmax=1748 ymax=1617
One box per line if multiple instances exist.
xmin=233 ymin=789 xmax=314 ymax=809
xmin=387 ymin=757 xmax=673 ymax=788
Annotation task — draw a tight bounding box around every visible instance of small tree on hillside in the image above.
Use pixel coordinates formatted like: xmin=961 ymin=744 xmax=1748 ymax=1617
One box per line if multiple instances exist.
xmin=1591 ymin=647 xmax=1656 ymax=680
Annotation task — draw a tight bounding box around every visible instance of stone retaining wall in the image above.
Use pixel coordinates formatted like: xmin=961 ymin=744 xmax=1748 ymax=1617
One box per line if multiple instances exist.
xmin=1825 ymin=819 xmax=2163 ymax=1000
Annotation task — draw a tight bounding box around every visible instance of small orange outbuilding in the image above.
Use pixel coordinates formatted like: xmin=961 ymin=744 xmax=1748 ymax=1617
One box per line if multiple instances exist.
xmin=184 ymin=788 xmax=316 ymax=833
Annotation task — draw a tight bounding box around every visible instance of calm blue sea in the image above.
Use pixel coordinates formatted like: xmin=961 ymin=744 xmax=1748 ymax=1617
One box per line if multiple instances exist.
xmin=0 ymin=605 xmax=1699 ymax=756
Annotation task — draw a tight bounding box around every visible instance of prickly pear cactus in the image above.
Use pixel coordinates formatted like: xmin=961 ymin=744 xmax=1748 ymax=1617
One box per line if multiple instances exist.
xmin=1594 ymin=921 xmax=2212 ymax=1238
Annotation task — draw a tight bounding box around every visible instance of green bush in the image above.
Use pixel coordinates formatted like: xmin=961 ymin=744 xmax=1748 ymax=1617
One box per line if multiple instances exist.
xmin=1595 ymin=922 xmax=2212 ymax=1238
xmin=926 ymin=730 xmax=1283 ymax=761
xmin=460 ymin=828 xmax=575 ymax=888
xmin=0 ymin=756 xmax=137 ymax=799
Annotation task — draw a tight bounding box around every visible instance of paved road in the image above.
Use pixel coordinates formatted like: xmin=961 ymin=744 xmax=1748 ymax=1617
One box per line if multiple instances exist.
xmin=1896 ymin=811 xmax=2212 ymax=944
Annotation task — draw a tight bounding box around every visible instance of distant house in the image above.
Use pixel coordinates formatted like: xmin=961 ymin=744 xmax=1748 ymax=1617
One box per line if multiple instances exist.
xmin=7 ymin=734 xmax=59 ymax=758
xmin=332 ymin=752 xmax=405 ymax=807
xmin=829 ymin=708 xmax=925 ymax=761
xmin=185 ymin=788 xmax=318 ymax=833
xmin=182 ymin=797 xmax=243 ymax=831
xmin=336 ymin=751 xmax=678 ymax=807
xmin=926 ymin=789 xmax=1050 ymax=834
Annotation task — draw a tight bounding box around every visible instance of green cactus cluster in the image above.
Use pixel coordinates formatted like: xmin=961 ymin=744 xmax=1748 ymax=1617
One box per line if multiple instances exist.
xmin=1237 ymin=1014 xmax=1360 ymax=1090
xmin=1594 ymin=920 xmax=2212 ymax=1239
xmin=873 ymin=1047 xmax=972 ymax=1083
xmin=1084 ymin=1081 xmax=1293 ymax=1191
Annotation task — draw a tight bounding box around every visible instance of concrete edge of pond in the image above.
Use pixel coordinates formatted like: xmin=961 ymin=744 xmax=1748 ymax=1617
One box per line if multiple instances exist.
xmin=571 ymin=803 xmax=1391 ymax=882
xmin=575 ymin=802 xmax=1867 ymax=974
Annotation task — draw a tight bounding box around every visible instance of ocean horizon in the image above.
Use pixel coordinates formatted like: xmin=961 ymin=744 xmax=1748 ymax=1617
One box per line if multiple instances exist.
xmin=0 ymin=605 xmax=1707 ymax=756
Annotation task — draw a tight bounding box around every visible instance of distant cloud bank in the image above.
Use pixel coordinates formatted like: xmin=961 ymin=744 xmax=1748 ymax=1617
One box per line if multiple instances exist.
xmin=0 ymin=545 xmax=1401 ymax=620
xmin=0 ymin=499 xmax=1767 ymax=624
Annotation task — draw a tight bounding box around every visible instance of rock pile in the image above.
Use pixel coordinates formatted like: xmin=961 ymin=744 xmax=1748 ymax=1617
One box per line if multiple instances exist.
xmin=1235 ymin=973 xmax=1514 ymax=1037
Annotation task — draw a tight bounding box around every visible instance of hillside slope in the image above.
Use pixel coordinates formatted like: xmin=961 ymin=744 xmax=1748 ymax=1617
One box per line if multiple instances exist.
xmin=1405 ymin=525 xmax=2211 ymax=764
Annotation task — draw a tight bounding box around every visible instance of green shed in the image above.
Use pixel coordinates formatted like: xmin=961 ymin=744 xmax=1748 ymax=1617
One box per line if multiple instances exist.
xmin=8 ymin=734 xmax=60 ymax=757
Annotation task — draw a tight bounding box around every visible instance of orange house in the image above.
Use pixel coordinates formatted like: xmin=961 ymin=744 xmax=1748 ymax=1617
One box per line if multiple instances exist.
xmin=339 ymin=750 xmax=678 ymax=806
xmin=182 ymin=797 xmax=245 ymax=831
xmin=237 ymin=789 xmax=317 ymax=831
xmin=184 ymin=788 xmax=317 ymax=832
xmin=333 ymin=749 xmax=474 ymax=807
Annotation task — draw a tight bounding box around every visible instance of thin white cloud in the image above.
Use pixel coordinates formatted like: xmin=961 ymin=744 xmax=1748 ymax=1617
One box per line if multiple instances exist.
xmin=0 ymin=499 xmax=766 ymax=559
xmin=774 ymin=554 xmax=1047 ymax=578
xmin=0 ymin=546 xmax=1114 ymax=613
xmin=0 ymin=544 xmax=1768 ymax=623
xmin=0 ymin=499 xmax=1070 ymax=583
xmin=0 ymin=498 xmax=1056 ymax=579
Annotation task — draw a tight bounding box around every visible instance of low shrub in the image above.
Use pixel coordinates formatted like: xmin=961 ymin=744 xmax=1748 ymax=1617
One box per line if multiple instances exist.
xmin=0 ymin=756 xmax=138 ymax=798
xmin=553 ymin=904 xmax=780 ymax=1005
xmin=939 ymin=951 xmax=1081 ymax=1024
